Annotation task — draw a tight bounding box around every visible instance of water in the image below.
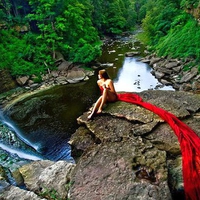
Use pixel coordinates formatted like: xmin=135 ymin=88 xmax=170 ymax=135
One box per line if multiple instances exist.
xmin=97 ymin=38 xmax=174 ymax=92
xmin=0 ymin=143 xmax=42 ymax=161
xmin=0 ymin=110 xmax=44 ymax=161
xmin=114 ymin=57 xmax=174 ymax=92
xmin=0 ymin=37 xmax=174 ymax=164
xmin=1 ymin=79 xmax=99 ymax=162
xmin=0 ymin=111 xmax=39 ymax=151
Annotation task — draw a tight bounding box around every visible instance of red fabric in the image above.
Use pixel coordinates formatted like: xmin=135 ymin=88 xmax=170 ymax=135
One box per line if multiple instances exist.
xmin=117 ymin=93 xmax=200 ymax=200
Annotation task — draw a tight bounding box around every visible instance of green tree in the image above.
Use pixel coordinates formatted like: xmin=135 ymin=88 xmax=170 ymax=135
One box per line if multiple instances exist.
xmin=60 ymin=0 xmax=101 ymax=63
xmin=156 ymin=14 xmax=200 ymax=61
xmin=0 ymin=0 xmax=30 ymax=27
xmin=27 ymin=0 xmax=64 ymax=60
xmin=91 ymin=0 xmax=137 ymax=35
xmin=90 ymin=0 xmax=105 ymax=35
xmin=133 ymin=0 xmax=147 ymax=23
xmin=142 ymin=0 xmax=181 ymax=45
xmin=180 ymin=0 xmax=200 ymax=8
xmin=140 ymin=0 xmax=200 ymax=66
xmin=27 ymin=0 xmax=101 ymax=64
xmin=0 ymin=30 xmax=36 ymax=76
xmin=0 ymin=0 xmax=13 ymax=27
xmin=105 ymin=0 xmax=127 ymax=34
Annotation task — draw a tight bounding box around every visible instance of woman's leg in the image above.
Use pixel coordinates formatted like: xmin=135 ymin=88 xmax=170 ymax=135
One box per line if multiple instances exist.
xmin=97 ymin=89 xmax=117 ymax=113
xmin=97 ymin=89 xmax=108 ymax=113
xmin=88 ymin=96 xmax=103 ymax=119
xmin=88 ymin=89 xmax=117 ymax=119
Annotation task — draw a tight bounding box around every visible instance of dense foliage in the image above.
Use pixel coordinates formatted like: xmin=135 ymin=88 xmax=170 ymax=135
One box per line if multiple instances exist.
xmin=0 ymin=0 xmax=137 ymax=77
xmin=0 ymin=0 xmax=200 ymax=77
xmin=140 ymin=0 xmax=200 ymax=65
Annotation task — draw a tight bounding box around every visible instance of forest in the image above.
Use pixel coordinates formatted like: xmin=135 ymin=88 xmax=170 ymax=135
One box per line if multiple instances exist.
xmin=0 ymin=0 xmax=200 ymax=79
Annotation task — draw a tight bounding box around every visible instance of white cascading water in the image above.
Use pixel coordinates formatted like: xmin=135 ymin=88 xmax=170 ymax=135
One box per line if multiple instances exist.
xmin=0 ymin=110 xmax=43 ymax=161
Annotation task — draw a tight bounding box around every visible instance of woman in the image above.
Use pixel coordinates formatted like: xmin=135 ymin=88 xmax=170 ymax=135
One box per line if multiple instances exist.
xmin=88 ymin=69 xmax=118 ymax=119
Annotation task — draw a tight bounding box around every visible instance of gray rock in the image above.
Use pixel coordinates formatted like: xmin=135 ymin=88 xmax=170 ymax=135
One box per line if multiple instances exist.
xmin=0 ymin=185 xmax=46 ymax=200
xmin=66 ymin=69 xmax=86 ymax=83
xmin=18 ymin=160 xmax=75 ymax=199
xmin=154 ymin=71 xmax=165 ymax=79
xmin=143 ymin=54 xmax=199 ymax=92
xmin=172 ymin=66 xmax=182 ymax=73
xmin=179 ymin=67 xmax=198 ymax=83
xmin=125 ymin=51 xmax=140 ymax=57
xmin=1 ymin=90 xmax=200 ymax=200
xmin=150 ymin=57 xmax=163 ymax=65
xmin=70 ymin=90 xmax=200 ymax=200
xmin=165 ymin=62 xmax=178 ymax=69
xmin=57 ymin=60 xmax=72 ymax=71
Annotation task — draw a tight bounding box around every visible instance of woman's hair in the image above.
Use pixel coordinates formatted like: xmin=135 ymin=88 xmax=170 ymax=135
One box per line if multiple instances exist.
xmin=99 ymin=69 xmax=110 ymax=79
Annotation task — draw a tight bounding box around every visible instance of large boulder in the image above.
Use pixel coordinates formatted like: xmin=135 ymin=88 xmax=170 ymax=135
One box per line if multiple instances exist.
xmin=69 ymin=90 xmax=200 ymax=200
xmin=0 ymin=185 xmax=46 ymax=200
xmin=0 ymin=160 xmax=75 ymax=200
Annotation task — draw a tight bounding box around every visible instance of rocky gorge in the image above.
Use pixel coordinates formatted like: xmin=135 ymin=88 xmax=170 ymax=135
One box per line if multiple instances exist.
xmin=1 ymin=40 xmax=200 ymax=199
xmin=1 ymin=89 xmax=200 ymax=200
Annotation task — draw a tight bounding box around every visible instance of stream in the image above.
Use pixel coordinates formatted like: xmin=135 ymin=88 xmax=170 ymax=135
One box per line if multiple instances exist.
xmin=0 ymin=35 xmax=174 ymax=167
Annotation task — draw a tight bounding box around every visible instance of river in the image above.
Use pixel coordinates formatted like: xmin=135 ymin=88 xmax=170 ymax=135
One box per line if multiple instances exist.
xmin=0 ymin=36 xmax=174 ymax=165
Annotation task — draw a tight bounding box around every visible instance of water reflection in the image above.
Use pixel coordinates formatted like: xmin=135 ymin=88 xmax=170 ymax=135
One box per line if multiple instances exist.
xmin=98 ymin=39 xmax=174 ymax=92
xmin=114 ymin=57 xmax=174 ymax=92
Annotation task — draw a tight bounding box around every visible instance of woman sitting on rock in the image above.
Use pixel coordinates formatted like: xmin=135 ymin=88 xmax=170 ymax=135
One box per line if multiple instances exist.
xmin=87 ymin=69 xmax=118 ymax=120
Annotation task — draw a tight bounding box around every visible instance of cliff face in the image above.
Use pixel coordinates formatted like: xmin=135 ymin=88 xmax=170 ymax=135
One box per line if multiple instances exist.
xmin=1 ymin=90 xmax=200 ymax=200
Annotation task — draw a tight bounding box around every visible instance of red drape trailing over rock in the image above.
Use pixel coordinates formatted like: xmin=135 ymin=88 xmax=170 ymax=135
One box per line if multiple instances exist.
xmin=117 ymin=93 xmax=200 ymax=200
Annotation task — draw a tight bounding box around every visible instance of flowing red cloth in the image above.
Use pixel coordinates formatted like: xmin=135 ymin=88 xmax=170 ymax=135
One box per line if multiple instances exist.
xmin=116 ymin=93 xmax=200 ymax=200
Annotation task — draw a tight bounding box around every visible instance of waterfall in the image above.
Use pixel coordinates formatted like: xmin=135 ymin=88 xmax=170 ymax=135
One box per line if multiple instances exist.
xmin=0 ymin=110 xmax=43 ymax=161
xmin=0 ymin=143 xmax=42 ymax=161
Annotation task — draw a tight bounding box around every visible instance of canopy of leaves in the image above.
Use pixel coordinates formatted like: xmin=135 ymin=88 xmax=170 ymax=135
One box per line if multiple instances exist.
xmin=91 ymin=0 xmax=137 ymax=35
xmin=156 ymin=15 xmax=200 ymax=61
xmin=140 ymin=0 xmax=200 ymax=65
xmin=0 ymin=0 xmax=138 ymax=77
xmin=0 ymin=30 xmax=53 ymax=76
xmin=1 ymin=0 xmax=200 ymax=77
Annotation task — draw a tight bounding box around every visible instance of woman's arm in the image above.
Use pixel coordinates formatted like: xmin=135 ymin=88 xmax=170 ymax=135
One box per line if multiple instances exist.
xmin=108 ymin=79 xmax=116 ymax=93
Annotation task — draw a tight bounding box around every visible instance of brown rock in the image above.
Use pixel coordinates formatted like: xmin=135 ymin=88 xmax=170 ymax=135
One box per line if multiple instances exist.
xmin=16 ymin=76 xmax=29 ymax=86
xmin=0 ymin=69 xmax=17 ymax=93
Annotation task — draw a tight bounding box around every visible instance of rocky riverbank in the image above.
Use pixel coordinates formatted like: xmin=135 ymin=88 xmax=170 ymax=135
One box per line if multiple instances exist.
xmin=139 ymin=54 xmax=200 ymax=93
xmin=1 ymin=90 xmax=200 ymax=199
xmin=0 ymin=65 xmax=95 ymax=109
xmin=1 ymin=35 xmax=200 ymax=108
